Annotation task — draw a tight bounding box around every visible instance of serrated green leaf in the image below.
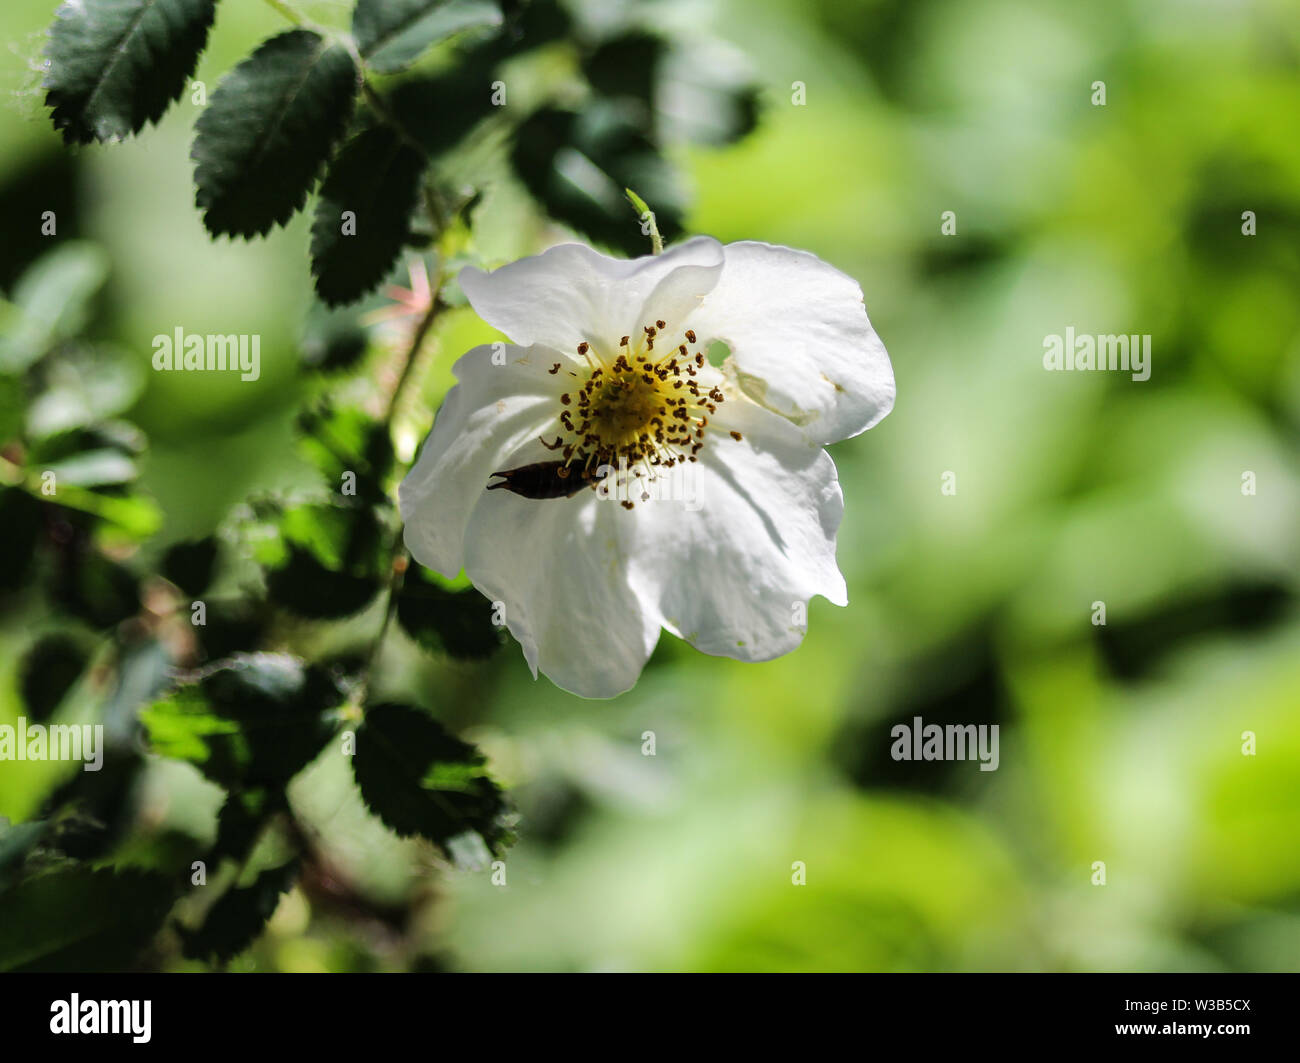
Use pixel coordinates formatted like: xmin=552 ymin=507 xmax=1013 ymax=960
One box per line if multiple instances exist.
xmin=0 ymin=867 xmax=175 ymax=972
xmin=395 ymin=572 xmax=504 ymax=659
xmin=192 ymin=29 xmax=358 ymax=238
xmin=44 ymin=0 xmax=218 ymax=145
xmin=354 ymin=0 xmax=503 ymax=74
xmin=353 ymin=703 xmax=512 ymax=860
xmin=311 ymin=125 xmax=427 ymax=306
xmin=213 ymin=788 xmax=281 ymax=861
xmin=179 ymin=858 xmax=298 ymax=963
xmin=141 ymin=653 xmax=345 ymax=788
xmin=264 ymin=502 xmax=387 ymax=619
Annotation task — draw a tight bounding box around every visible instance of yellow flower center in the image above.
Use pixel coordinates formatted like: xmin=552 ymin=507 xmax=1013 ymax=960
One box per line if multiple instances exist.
xmin=545 ymin=321 xmax=727 ymax=506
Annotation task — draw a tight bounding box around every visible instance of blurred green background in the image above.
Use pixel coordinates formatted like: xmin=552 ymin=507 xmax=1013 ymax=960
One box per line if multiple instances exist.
xmin=2 ymin=0 xmax=1299 ymax=971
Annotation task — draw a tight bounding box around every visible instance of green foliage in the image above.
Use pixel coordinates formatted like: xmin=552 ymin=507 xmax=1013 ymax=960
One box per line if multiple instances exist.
xmin=353 ymin=0 xmax=502 ymax=74
xmin=0 ymin=867 xmax=176 ymax=972
xmin=511 ymin=104 xmax=686 ymax=256
xmin=179 ymin=859 xmax=300 ymax=963
xmin=18 ymin=634 xmax=91 ymax=722
xmin=353 ymin=703 xmax=513 ymax=861
xmin=192 ymin=30 xmax=358 ymax=238
xmin=11 ymin=0 xmax=768 ymax=973
xmin=141 ymin=654 xmax=345 ymax=789
xmin=161 ymin=536 xmax=219 ymax=595
xmin=311 ymin=126 xmax=428 ymax=306
xmin=396 ymin=569 xmax=504 ymax=659
xmin=44 ymin=0 xmax=218 ymax=144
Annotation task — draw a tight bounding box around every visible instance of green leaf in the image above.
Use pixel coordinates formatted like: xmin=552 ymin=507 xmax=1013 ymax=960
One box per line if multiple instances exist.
xmin=0 ymin=243 xmax=110 ymax=372
xmin=179 ymin=858 xmax=298 ymax=963
xmin=213 ymin=788 xmax=281 ymax=861
xmin=311 ymin=125 xmax=427 ymax=306
xmin=296 ymin=401 xmax=395 ymax=501
xmin=0 ymin=819 xmax=48 ymax=892
xmin=582 ymin=31 xmax=664 ymax=107
xmin=0 ymin=375 xmax=22 ymax=447
xmin=53 ymin=547 xmax=140 ymax=629
xmin=44 ymin=0 xmax=218 ymax=145
xmin=386 ymin=67 xmax=497 ymax=156
xmin=141 ymin=653 xmax=345 ymax=789
xmin=102 ymin=637 xmax=174 ymax=744
xmin=264 ymin=502 xmax=387 ymax=620
xmin=354 ymin=0 xmax=503 ymax=74
xmin=396 ymin=570 xmax=504 ymax=659
xmin=44 ymin=448 xmax=138 ymax=488
xmin=26 ymin=346 xmax=144 ymax=439
xmin=0 ymin=867 xmax=175 ymax=972
xmin=192 ymin=29 xmax=358 ymax=238
xmin=0 ymin=488 xmax=43 ymax=595
xmin=161 ymin=536 xmax=219 ymax=595
xmin=19 ymin=633 xmax=91 ymax=722
xmin=510 ymin=103 xmax=686 ymax=255
xmin=353 ymin=703 xmax=512 ymax=861
xmin=300 ymin=301 xmax=370 ymax=374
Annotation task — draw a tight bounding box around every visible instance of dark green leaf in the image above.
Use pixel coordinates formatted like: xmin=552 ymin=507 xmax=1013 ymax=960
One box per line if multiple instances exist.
xmin=582 ymin=32 xmax=664 ymax=107
xmin=179 ymin=858 xmax=298 ymax=963
xmin=296 ymin=402 xmax=394 ymax=500
xmin=300 ymin=301 xmax=369 ymax=373
xmin=0 ymin=867 xmax=175 ymax=972
xmin=53 ymin=546 xmax=140 ymax=629
xmin=19 ymin=633 xmax=90 ymax=722
xmin=192 ymin=29 xmax=358 ymax=238
xmin=0 ymin=489 xmax=43 ymax=596
xmin=161 ymin=536 xmax=218 ymax=595
xmin=510 ymin=103 xmax=685 ymax=255
xmin=0 ymin=819 xmax=48 ymax=892
xmin=44 ymin=0 xmax=218 ymax=144
xmin=353 ymin=702 xmax=512 ymax=859
xmin=264 ymin=502 xmax=387 ymax=619
xmin=396 ymin=570 xmax=504 ymax=659
xmin=213 ymin=788 xmax=281 ymax=861
xmin=192 ymin=601 xmax=270 ymax=662
xmin=354 ymin=0 xmax=502 ymax=74
xmin=311 ymin=125 xmax=427 ymax=306
xmin=141 ymin=653 xmax=345 ymax=788
xmin=387 ymin=67 xmax=497 ymax=156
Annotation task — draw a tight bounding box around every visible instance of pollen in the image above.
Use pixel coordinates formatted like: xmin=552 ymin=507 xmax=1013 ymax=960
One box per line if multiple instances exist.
xmin=538 ymin=320 xmax=725 ymax=501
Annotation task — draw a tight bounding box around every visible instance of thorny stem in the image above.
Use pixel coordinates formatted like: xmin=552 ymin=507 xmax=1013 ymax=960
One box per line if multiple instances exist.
xmin=356 ymin=260 xmax=447 ymax=710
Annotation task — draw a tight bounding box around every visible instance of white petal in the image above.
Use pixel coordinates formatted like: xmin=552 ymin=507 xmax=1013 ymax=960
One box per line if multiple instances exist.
xmin=398 ymin=344 xmax=569 ymax=578
xmin=624 ymin=396 xmax=847 ymax=662
xmin=460 ymin=466 xmax=660 ymax=699
xmin=688 ymin=241 xmax=895 ymax=445
xmin=458 ymin=237 xmax=724 ymax=355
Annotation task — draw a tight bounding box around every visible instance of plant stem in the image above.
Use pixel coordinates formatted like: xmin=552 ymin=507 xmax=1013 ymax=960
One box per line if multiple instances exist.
xmin=262 ymin=0 xmax=307 ymax=26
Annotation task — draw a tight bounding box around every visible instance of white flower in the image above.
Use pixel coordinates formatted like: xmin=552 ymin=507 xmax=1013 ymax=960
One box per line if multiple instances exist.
xmin=399 ymin=237 xmax=894 ymax=698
